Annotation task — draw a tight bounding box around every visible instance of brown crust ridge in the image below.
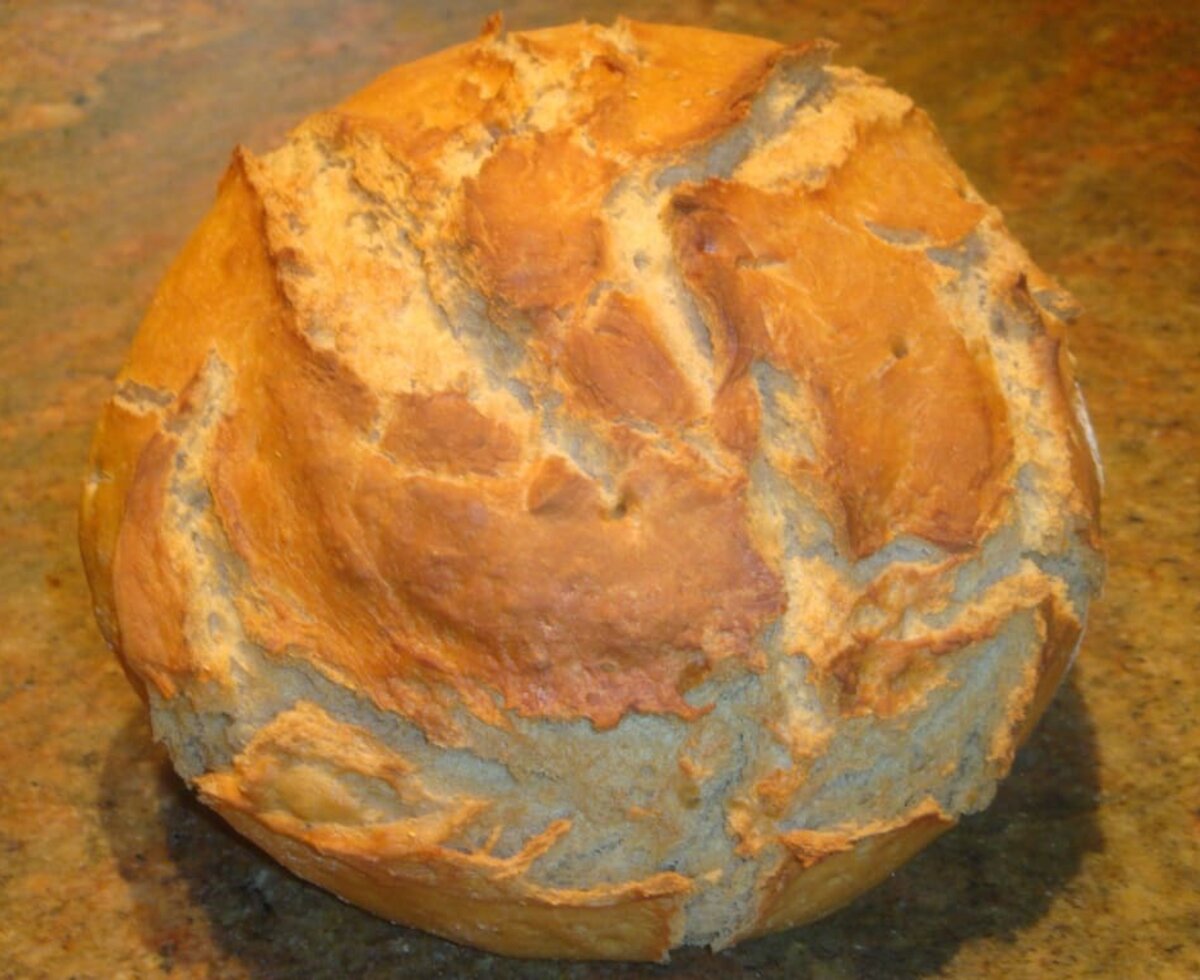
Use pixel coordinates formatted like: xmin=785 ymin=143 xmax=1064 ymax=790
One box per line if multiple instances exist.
xmin=739 ymin=799 xmax=955 ymax=945
xmin=197 ymin=702 xmax=693 ymax=961
xmin=667 ymin=134 xmax=1012 ymax=558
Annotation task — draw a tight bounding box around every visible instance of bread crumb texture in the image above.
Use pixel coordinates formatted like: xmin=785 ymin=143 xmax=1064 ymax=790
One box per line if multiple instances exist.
xmin=80 ymin=18 xmax=1103 ymax=960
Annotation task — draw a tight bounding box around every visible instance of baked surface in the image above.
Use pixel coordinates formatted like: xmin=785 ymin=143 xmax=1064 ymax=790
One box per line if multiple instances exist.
xmin=80 ymin=17 xmax=1103 ymax=960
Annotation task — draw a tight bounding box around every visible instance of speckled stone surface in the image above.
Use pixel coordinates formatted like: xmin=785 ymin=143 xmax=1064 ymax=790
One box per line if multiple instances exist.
xmin=1 ymin=1 xmax=1197 ymax=977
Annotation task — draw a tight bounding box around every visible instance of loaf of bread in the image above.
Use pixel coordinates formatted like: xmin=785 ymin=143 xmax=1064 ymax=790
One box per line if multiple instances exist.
xmin=80 ymin=17 xmax=1104 ymax=961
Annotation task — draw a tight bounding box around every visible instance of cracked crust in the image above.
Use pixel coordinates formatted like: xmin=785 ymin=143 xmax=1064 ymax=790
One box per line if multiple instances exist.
xmin=196 ymin=702 xmax=694 ymax=960
xmin=80 ymin=17 xmax=1103 ymax=961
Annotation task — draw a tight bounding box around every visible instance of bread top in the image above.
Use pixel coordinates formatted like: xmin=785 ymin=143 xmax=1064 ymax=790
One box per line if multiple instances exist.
xmin=82 ymin=16 xmax=1102 ymax=743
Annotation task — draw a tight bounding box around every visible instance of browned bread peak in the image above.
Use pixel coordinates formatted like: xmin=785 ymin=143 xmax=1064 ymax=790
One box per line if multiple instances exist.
xmin=80 ymin=17 xmax=1103 ymax=961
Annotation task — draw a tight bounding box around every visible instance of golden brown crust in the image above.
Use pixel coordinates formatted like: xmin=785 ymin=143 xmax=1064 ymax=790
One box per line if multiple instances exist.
xmin=382 ymin=391 xmax=522 ymax=476
xmin=819 ymin=562 xmax=1070 ymax=717
xmin=213 ymin=803 xmax=690 ymax=961
xmin=1010 ymin=273 xmax=1104 ymax=542
xmin=738 ymin=800 xmax=954 ymax=944
xmin=584 ymin=21 xmax=784 ymax=158
xmin=738 ymin=579 xmax=1085 ymax=943
xmin=79 ymin=17 xmax=1104 ymax=961
xmin=81 ymin=150 xmax=283 ymax=686
xmin=464 ymin=131 xmax=618 ymax=314
xmin=79 ymin=400 xmax=159 ymax=660
xmin=990 ymin=591 xmax=1084 ymax=770
xmin=195 ymin=256 xmax=785 ymax=733
xmin=337 ymin=36 xmax=520 ymax=174
xmin=823 ymin=109 xmax=988 ymax=245
xmin=668 ymin=161 xmax=1012 ymax=558
xmin=560 ymin=291 xmax=699 ymax=428
xmin=109 ymin=431 xmax=189 ymax=697
xmin=197 ymin=702 xmax=692 ymax=961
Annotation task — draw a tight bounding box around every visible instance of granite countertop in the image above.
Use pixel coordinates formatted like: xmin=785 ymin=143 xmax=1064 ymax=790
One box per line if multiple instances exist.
xmin=2 ymin=1 xmax=1197 ymax=977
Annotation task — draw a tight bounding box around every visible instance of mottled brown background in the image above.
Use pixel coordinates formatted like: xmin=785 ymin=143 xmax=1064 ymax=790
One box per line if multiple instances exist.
xmin=1 ymin=1 xmax=1197 ymax=977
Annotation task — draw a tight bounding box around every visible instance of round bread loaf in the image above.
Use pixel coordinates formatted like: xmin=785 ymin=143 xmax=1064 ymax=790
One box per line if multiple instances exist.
xmin=80 ymin=17 xmax=1104 ymax=961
